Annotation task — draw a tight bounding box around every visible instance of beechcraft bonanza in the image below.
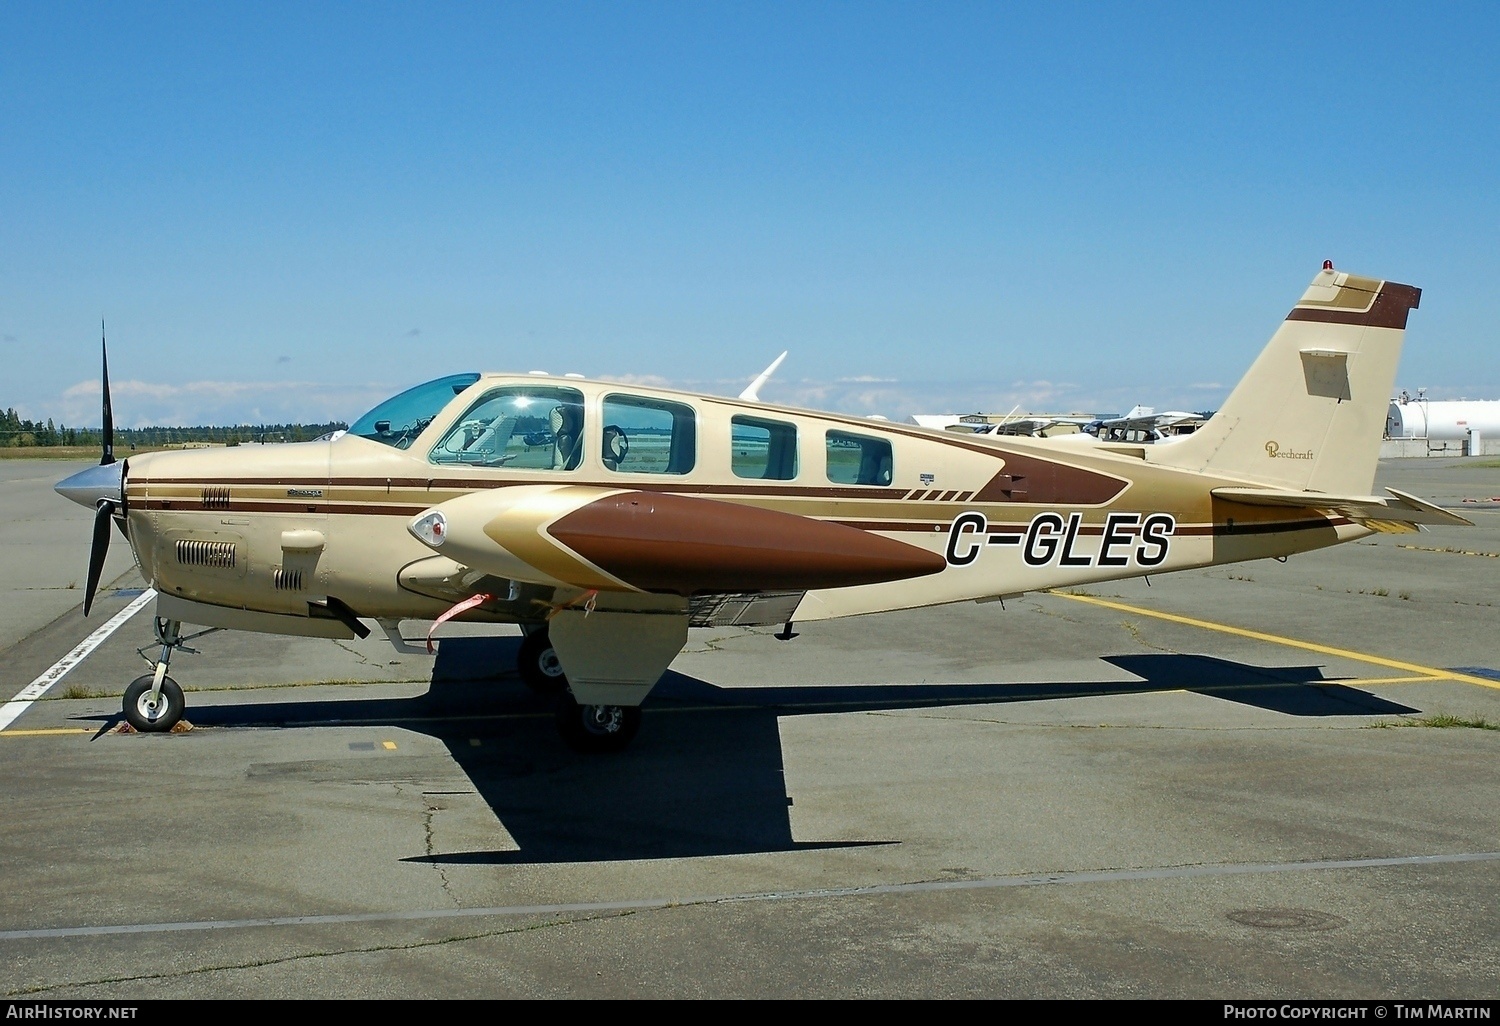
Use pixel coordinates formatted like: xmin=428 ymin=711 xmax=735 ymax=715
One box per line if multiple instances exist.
xmin=57 ymin=264 xmax=1472 ymax=752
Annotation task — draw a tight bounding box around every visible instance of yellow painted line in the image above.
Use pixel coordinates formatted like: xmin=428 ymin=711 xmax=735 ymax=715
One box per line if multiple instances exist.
xmin=1052 ymin=592 xmax=1500 ymax=691
xmin=1336 ymin=676 xmax=1450 ymax=687
xmin=382 ymin=740 xmax=397 ymax=750
xmin=0 ymin=728 xmax=93 ymax=737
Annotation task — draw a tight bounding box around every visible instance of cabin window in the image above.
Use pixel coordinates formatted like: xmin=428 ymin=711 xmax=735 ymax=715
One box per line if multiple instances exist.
xmin=429 ymin=386 xmax=585 ymax=470
xmin=349 ymin=373 xmax=480 ymax=450
xmin=825 ymin=430 xmax=893 ymax=486
xmin=602 ymin=395 xmax=696 ymax=474
xmin=732 ymin=416 xmax=798 ymax=480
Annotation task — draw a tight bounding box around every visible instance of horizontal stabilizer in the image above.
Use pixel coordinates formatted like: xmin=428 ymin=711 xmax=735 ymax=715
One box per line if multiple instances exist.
xmin=1212 ymin=485 xmax=1474 ymax=528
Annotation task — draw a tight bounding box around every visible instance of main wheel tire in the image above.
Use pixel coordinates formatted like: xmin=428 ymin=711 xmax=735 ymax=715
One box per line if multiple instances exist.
xmin=123 ymin=674 xmax=185 ymax=733
xmin=517 ymin=629 xmax=568 ymax=694
xmin=554 ymin=694 xmax=641 ymax=753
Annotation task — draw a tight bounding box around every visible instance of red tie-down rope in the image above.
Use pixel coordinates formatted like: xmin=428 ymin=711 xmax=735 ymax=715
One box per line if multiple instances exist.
xmin=425 ymin=587 xmax=601 ymax=654
xmin=426 ymin=592 xmax=493 ymax=654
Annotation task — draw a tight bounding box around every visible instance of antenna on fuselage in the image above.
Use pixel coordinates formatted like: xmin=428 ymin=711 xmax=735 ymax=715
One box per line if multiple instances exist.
xmin=739 ymin=351 xmax=788 ymax=402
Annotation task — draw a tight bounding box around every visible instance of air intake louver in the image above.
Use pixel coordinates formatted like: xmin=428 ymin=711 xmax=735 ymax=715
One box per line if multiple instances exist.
xmin=201 ymin=487 xmax=231 ymax=510
xmin=175 ymin=539 xmax=237 ymax=569
xmin=273 ymin=568 xmax=304 ymax=591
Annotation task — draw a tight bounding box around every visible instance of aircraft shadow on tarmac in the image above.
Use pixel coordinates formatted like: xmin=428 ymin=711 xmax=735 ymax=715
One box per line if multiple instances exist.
xmin=83 ymin=637 xmax=1417 ymax=865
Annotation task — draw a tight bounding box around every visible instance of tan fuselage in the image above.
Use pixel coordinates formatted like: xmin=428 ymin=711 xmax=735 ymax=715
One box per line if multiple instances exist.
xmin=120 ymin=377 xmax=1362 ymax=634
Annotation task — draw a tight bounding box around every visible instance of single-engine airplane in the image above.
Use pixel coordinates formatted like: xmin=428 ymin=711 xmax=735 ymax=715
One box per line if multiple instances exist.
xmin=57 ymin=264 xmax=1471 ymax=751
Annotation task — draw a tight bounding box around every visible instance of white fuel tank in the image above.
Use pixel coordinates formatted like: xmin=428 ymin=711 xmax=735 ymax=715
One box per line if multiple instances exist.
xmin=1386 ymin=398 xmax=1500 ymax=441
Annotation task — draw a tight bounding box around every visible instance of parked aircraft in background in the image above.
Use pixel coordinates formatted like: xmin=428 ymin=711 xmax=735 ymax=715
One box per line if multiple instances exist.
xmin=1085 ymin=406 xmax=1209 ymax=444
xmin=911 ymin=412 xmax=1099 ymax=438
xmin=914 ymin=407 xmax=1208 ymax=444
xmin=57 ymin=264 xmax=1469 ymax=752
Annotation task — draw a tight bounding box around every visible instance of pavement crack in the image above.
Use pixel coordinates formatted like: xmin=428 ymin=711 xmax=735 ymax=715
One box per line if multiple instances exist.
xmin=1115 ymin=619 xmax=1178 ymax=654
xmin=420 ymin=792 xmax=458 ymax=904
xmin=2 ymin=910 xmax=646 ymax=996
xmin=331 ymin=639 xmax=383 ymax=669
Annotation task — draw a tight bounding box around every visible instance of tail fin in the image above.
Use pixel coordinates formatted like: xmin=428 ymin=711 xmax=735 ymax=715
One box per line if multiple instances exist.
xmin=1150 ymin=265 xmax=1420 ymax=495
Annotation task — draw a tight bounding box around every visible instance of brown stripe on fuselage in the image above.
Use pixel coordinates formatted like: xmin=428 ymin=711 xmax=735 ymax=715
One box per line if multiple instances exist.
xmin=135 ymin=492 xmax=1347 ymax=536
xmin=140 ymin=476 xmax=915 ymax=501
xmin=828 ymin=518 xmax=1346 ymax=536
xmin=972 ymin=451 xmax=1128 ymax=505
xmin=136 ymin=498 xmax=431 ymax=516
xmin=1204 ymin=516 xmax=1349 ymax=536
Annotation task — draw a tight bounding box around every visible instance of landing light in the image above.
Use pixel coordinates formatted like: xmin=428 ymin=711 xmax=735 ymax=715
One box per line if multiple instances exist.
xmin=410 ymin=511 xmax=447 ymax=547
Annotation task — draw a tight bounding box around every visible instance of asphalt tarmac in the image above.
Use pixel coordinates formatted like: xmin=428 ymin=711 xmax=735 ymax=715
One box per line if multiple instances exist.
xmin=1 ymin=458 xmax=1496 ymax=999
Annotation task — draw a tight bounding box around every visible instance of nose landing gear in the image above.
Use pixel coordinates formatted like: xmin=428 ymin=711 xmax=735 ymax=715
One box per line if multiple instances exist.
xmin=122 ymin=617 xmax=217 ymax=733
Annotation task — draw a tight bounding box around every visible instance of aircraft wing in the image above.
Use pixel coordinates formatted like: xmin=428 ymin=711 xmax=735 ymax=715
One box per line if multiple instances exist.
xmin=1212 ymin=485 xmax=1474 ymax=530
xmin=408 ymin=484 xmax=947 ymax=595
xmin=984 ymin=418 xmax=1056 ymax=436
xmin=1102 ymin=412 xmax=1192 ymax=431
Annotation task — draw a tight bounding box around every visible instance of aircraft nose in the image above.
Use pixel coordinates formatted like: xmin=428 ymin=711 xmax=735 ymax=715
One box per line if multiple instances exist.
xmin=55 ymin=461 xmax=124 ymax=510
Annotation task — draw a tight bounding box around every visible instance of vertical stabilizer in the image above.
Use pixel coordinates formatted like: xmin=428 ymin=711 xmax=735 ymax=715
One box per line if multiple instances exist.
xmin=1149 ymin=266 xmax=1420 ymax=495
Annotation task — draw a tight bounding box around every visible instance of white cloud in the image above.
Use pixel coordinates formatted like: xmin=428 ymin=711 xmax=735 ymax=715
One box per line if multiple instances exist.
xmin=593 ymin=373 xmax=676 ymax=388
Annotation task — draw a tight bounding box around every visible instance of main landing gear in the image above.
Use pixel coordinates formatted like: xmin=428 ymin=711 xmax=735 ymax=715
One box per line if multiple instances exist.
xmin=516 ymin=626 xmax=642 ymax=754
xmin=517 ymin=627 xmax=568 ymax=695
xmin=118 ymin=617 xmax=642 ymax=752
xmin=122 ymin=618 xmax=216 ymax=733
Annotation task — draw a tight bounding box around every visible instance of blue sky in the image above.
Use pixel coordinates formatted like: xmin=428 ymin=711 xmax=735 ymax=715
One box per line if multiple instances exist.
xmin=3 ymin=2 xmax=1497 ymax=428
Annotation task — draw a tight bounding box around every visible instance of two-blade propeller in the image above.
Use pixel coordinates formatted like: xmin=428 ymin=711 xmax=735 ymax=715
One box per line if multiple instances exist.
xmin=54 ymin=324 xmax=130 ymax=616
xmin=83 ymin=323 xmax=118 ymax=616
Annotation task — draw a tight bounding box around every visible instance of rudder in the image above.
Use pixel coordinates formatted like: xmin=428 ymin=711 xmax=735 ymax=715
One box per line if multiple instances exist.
xmin=1150 ymin=265 xmax=1420 ymax=495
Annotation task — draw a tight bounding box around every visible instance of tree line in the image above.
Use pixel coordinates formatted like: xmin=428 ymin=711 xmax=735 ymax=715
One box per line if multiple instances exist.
xmin=0 ymin=408 xmax=347 ymax=448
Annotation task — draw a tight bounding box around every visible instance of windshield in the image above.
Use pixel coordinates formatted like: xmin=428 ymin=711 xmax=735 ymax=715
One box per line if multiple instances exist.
xmin=348 ymin=373 xmax=480 ymax=449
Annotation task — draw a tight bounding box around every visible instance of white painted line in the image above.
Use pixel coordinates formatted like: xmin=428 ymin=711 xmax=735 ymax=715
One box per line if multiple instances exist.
xmin=0 ymin=849 xmax=1495 ymax=941
xmin=0 ymin=589 xmax=157 ymax=732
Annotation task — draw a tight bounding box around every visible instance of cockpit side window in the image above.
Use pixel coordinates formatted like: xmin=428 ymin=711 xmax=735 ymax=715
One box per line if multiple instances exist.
xmin=429 ymin=386 xmax=586 ymax=470
xmin=601 ymin=395 xmax=696 ymax=474
xmin=348 ymin=373 xmax=480 ymax=450
xmin=825 ymin=430 xmax=893 ymax=486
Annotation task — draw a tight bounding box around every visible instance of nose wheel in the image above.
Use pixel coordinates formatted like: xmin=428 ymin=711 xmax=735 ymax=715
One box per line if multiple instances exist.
xmin=123 ymin=673 xmax=184 ymax=732
xmin=122 ymin=617 xmax=215 ymax=733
